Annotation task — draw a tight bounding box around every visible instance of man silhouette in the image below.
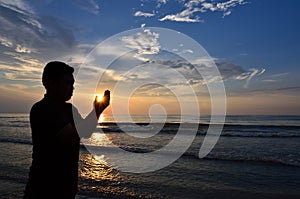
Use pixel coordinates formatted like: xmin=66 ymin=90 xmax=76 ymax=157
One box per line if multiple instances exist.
xmin=24 ymin=61 xmax=110 ymax=199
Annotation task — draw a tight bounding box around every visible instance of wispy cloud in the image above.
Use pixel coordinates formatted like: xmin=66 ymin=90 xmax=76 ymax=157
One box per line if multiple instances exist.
xmin=159 ymin=11 xmax=203 ymax=23
xmin=159 ymin=1 xmax=205 ymax=23
xmin=0 ymin=1 xmax=78 ymax=59
xmin=156 ymin=0 xmax=168 ymax=8
xmin=0 ymin=36 xmax=13 ymax=47
xmin=156 ymin=60 xmax=265 ymax=88
xmin=15 ymin=44 xmax=34 ymax=53
xmin=121 ymin=28 xmax=160 ymax=61
xmin=134 ymin=11 xmax=155 ymax=17
xmin=244 ymin=86 xmax=300 ymax=96
xmin=102 ymin=57 xmax=265 ymax=91
xmin=0 ymin=0 xmax=93 ymax=86
xmin=261 ymin=72 xmax=289 ymax=83
xmin=215 ymin=0 xmax=247 ymax=17
xmin=235 ymin=68 xmax=265 ymax=88
xmin=0 ymin=0 xmax=35 ymax=15
xmin=85 ymin=30 xmax=266 ymax=90
xmin=136 ymin=0 xmax=247 ymax=23
xmin=269 ymin=72 xmax=289 ymax=78
xmin=73 ymin=0 xmax=100 ymax=15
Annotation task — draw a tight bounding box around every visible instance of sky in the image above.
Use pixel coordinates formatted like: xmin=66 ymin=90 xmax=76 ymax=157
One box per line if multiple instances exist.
xmin=0 ymin=0 xmax=300 ymax=115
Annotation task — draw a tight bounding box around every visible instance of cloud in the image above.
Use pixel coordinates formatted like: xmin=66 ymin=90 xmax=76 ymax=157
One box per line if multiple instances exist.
xmin=157 ymin=0 xmax=168 ymax=3
xmin=15 ymin=44 xmax=34 ymax=53
xmin=159 ymin=5 xmax=204 ymax=23
xmin=134 ymin=11 xmax=155 ymax=17
xmin=235 ymin=68 xmax=266 ymax=88
xmin=240 ymin=86 xmax=300 ymax=96
xmin=0 ymin=0 xmax=98 ymax=96
xmin=216 ymin=62 xmax=245 ymax=79
xmin=132 ymin=84 xmax=174 ymax=97
xmin=121 ymin=28 xmax=160 ymax=61
xmin=0 ymin=59 xmax=42 ymax=82
xmin=261 ymin=72 xmax=289 ymax=83
xmin=73 ymin=0 xmax=100 ymax=14
xmin=216 ymin=0 xmax=247 ymax=17
xmin=269 ymin=72 xmax=289 ymax=78
xmin=215 ymin=62 xmax=265 ymax=88
xmin=0 ymin=0 xmax=34 ymax=15
xmin=156 ymin=0 xmax=168 ymax=8
xmin=136 ymin=0 xmax=247 ymax=23
xmin=151 ymin=60 xmax=265 ymax=88
xmin=144 ymin=60 xmax=265 ymax=88
xmin=0 ymin=36 xmax=13 ymax=47
xmin=0 ymin=1 xmax=78 ymax=61
xmin=159 ymin=13 xmax=202 ymax=23
xmin=3 ymin=70 xmax=41 ymax=81
xmin=104 ymin=59 xmax=243 ymax=99
xmin=105 ymin=57 xmax=265 ymax=91
xmin=0 ymin=0 xmax=89 ymax=76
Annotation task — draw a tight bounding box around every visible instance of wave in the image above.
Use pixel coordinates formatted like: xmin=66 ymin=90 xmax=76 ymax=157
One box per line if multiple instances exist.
xmin=1 ymin=126 xmax=299 ymax=148
xmin=0 ymin=138 xmax=32 ymax=145
xmin=0 ymin=115 xmax=28 ymax=119
xmin=99 ymin=122 xmax=300 ymax=134
xmin=99 ymin=121 xmax=300 ymax=127
xmin=0 ymin=123 xmax=30 ymax=128
xmin=220 ymin=132 xmax=300 ymax=138
xmin=79 ymin=144 xmax=300 ymax=168
xmin=2 ymin=137 xmax=299 ymax=168
xmin=97 ymin=123 xmax=300 ymax=138
xmin=0 ymin=119 xmax=30 ymax=128
xmin=0 ymin=174 xmax=28 ymax=184
xmin=201 ymin=156 xmax=300 ymax=167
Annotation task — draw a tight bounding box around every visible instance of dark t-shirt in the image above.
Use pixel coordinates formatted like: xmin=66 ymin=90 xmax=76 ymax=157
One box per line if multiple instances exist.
xmin=24 ymin=95 xmax=82 ymax=199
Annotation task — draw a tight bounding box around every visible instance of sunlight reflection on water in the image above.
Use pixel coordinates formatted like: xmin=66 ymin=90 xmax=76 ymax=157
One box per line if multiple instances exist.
xmin=79 ymin=152 xmax=140 ymax=198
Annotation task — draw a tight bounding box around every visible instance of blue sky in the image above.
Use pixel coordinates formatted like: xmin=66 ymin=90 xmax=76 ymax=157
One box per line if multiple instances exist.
xmin=0 ymin=0 xmax=299 ymax=114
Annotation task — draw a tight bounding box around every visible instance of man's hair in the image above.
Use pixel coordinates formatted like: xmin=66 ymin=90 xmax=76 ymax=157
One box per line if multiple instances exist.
xmin=42 ymin=61 xmax=74 ymax=89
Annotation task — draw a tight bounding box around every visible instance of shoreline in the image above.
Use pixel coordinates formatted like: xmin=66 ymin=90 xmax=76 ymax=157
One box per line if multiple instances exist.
xmin=76 ymin=190 xmax=300 ymax=199
xmin=1 ymin=182 xmax=299 ymax=199
xmin=1 ymin=156 xmax=300 ymax=199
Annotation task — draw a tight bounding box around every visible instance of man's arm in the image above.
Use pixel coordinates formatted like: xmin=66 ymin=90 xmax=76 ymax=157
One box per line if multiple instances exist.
xmin=56 ymin=90 xmax=110 ymax=139
xmin=75 ymin=90 xmax=110 ymax=138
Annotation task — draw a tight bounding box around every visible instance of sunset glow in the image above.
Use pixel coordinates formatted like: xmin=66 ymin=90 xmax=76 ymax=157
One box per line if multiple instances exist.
xmin=0 ymin=1 xmax=299 ymax=115
xmin=96 ymin=94 xmax=104 ymax=102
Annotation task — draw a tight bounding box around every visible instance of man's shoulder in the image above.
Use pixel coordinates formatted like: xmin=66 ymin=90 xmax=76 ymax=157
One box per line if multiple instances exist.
xmin=30 ymin=98 xmax=52 ymax=116
xmin=31 ymin=98 xmax=46 ymax=109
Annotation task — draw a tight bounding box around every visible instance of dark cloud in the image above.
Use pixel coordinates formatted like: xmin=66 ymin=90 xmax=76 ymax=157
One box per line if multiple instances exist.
xmin=0 ymin=2 xmax=82 ymax=83
xmin=143 ymin=60 xmax=265 ymax=87
xmin=215 ymin=62 xmax=245 ymax=80
xmin=0 ymin=3 xmax=78 ymax=64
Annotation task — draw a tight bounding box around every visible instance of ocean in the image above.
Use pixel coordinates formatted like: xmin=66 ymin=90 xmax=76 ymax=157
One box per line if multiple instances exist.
xmin=0 ymin=113 xmax=299 ymax=198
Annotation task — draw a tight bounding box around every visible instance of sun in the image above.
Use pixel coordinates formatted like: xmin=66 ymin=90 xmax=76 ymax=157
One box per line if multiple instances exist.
xmin=96 ymin=94 xmax=103 ymax=102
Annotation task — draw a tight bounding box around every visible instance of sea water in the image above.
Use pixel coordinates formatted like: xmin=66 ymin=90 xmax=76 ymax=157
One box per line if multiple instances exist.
xmin=0 ymin=113 xmax=300 ymax=198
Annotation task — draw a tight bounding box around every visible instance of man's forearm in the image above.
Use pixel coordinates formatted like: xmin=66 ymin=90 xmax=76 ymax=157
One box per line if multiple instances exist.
xmin=75 ymin=109 xmax=99 ymax=138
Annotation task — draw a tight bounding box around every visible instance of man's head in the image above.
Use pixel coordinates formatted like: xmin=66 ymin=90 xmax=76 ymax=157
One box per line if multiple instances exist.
xmin=42 ymin=61 xmax=75 ymax=101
